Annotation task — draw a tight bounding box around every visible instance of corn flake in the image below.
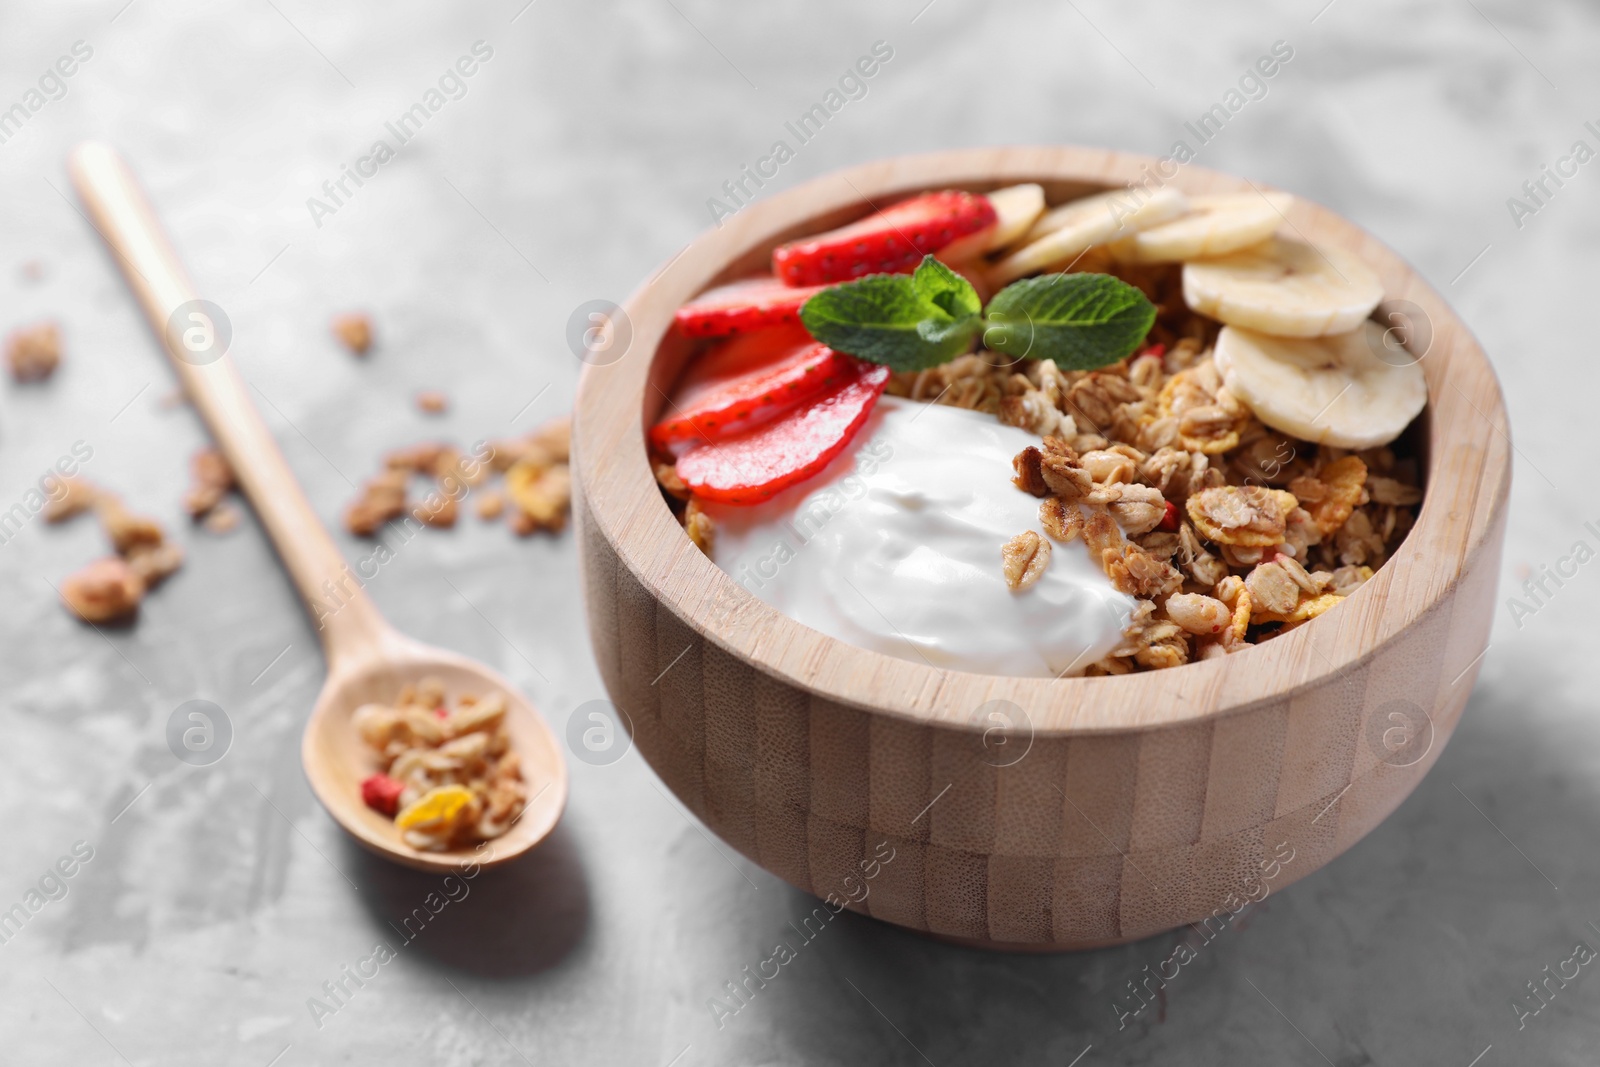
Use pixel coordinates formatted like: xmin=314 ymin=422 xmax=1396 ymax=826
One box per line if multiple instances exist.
xmin=1291 ymin=455 xmax=1368 ymax=536
xmin=1187 ymin=486 xmax=1299 ymax=547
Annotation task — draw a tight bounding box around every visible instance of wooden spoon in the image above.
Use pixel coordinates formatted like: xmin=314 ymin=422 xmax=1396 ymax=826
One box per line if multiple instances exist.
xmin=68 ymin=142 xmax=568 ymax=873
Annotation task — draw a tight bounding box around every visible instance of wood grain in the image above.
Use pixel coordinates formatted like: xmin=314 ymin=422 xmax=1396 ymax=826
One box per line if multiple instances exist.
xmin=573 ymin=146 xmax=1510 ymax=948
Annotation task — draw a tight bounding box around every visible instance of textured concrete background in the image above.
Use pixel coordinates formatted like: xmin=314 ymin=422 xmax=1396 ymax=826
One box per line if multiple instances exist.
xmin=1 ymin=0 xmax=1597 ymax=1063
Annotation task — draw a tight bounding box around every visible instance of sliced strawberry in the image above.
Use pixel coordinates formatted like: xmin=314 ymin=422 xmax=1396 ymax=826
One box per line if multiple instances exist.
xmin=671 ymin=323 xmax=817 ymax=408
xmin=650 ymin=340 xmax=853 ymax=449
xmin=678 ymin=361 xmax=891 ymax=505
xmin=771 ymin=190 xmax=998 ymax=286
xmin=675 ymin=275 xmax=828 ymax=338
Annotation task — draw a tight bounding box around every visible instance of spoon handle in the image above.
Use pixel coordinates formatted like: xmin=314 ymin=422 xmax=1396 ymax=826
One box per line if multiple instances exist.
xmin=68 ymin=141 xmax=389 ymax=664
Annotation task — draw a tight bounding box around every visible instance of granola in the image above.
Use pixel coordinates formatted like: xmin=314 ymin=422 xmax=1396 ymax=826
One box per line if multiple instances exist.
xmin=886 ymin=353 xmax=1014 ymax=414
xmin=44 ymin=477 xmax=97 ymax=523
xmin=1290 ymin=454 xmax=1367 ymax=536
xmin=330 ymin=312 xmax=373 ymax=355
xmin=342 ymin=416 xmax=572 ymax=540
xmin=182 ymin=446 xmax=237 ymax=522
xmin=60 ymin=557 xmax=143 ymax=623
xmin=1165 ymin=592 xmax=1230 ymax=636
xmin=5 ymin=321 xmax=61 ymax=382
xmin=1002 ymin=530 xmax=1051 ymax=590
xmin=344 ymin=467 xmax=410 ymax=536
xmin=506 ymin=459 xmax=571 ymax=534
xmin=991 ymin=274 xmax=1419 ymax=673
xmin=55 ymin=482 xmax=184 ymax=623
xmin=684 ymin=498 xmax=715 ymax=556
xmin=1186 ymin=484 xmax=1298 ymax=547
xmin=474 ymin=489 xmax=506 ymax=521
xmin=354 ymin=679 xmax=526 ymax=850
xmin=203 ymin=503 xmax=241 ymax=534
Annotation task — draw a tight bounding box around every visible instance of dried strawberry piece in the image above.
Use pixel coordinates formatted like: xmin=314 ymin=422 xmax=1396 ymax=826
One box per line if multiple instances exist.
xmin=677 ymin=361 xmax=890 ymax=504
xmin=360 ymin=773 xmax=405 ymax=817
xmin=674 ymin=275 xmax=828 ymax=338
xmin=771 ymin=190 xmax=998 ymax=286
xmin=1159 ymin=499 xmax=1180 ymax=531
xmin=650 ymin=332 xmax=853 ymax=449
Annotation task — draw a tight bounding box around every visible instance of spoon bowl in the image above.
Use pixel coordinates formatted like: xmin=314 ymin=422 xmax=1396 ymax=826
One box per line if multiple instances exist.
xmin=304 ymin=632 xmax=568 ymax=872
xmin=69 ymin=141 xmax=569 ymax=872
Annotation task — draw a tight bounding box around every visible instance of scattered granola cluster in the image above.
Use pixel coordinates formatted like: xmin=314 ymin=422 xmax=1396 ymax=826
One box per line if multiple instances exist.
xmin=5 ymin=321 xmax=61 ymax=382
xmin=52 ymin=480 xmax=184 ymax=623
xmin=330 ymin=312 xmax=373 ymax=356
xmin=182 ymin=446 xmax=242 ymax=534
xmin=344 ymin=417 xmax=572 ymax=539
xmin=353 ymin=678 xmax=526 ymax=850
xmin=346 ymin=442 xmax=478 ymax=535
xmin=889 ymin=260 xmax=1422 ymax=672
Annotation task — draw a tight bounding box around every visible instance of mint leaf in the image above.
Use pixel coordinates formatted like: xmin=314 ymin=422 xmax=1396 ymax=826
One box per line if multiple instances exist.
xmin=912 ymin=255 xmax=981 ymax=320
xmin=800 ymin=256 xmax=982 ymax=371
xmin=918 ymin=314 xmax=982 ymax=351
xmin=983 ymin=273 xmax=1156 ymax=370
xmin=799 ymin=276 xmax=933 ymax=368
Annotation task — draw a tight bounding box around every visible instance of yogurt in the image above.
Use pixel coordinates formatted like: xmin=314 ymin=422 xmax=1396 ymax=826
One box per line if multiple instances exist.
xmin=704 ymin=396 xmax=1135 ymax=677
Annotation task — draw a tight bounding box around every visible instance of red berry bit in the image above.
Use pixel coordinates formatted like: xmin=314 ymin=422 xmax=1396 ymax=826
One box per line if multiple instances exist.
xmin=677 ymin=361 xmax=891 ymax=505
xmin=674 ymin=276 xmax=828 ymax=338
xmin=1158 ymin=499 xmax=1180 ymax=532
xmin=771 ymin=190 xmax=998 ymax=287
xmin=361 ymin=774 xmax=405 ymax=817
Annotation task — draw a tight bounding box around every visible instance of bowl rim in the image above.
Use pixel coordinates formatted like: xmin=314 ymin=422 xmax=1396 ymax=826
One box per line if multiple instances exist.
xmin=573 ymin=145 xmax=1511 ymax=736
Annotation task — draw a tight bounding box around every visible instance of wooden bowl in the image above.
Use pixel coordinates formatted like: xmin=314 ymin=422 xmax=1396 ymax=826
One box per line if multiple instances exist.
xmin=573 ymin=146 xmax=1510 ymax=949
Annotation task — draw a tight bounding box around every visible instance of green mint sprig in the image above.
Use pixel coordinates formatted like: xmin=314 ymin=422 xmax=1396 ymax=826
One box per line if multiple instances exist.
xmin=798 ymin=254 xmax=1156 ymax=373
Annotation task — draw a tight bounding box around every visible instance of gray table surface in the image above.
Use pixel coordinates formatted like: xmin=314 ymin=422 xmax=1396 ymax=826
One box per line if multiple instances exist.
xmin=2 ymin=0 xmax=1597 ymax=1063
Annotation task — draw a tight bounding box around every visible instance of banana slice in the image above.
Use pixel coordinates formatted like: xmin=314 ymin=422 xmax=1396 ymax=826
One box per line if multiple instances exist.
xmin=939 ymin=184 xmax=1046 ymax=262
xmin=986 ymin=183 xmax=1047 ymax=249
xmin=1108 ymin=192 xmax=1294 ymax=263
xmin=1213 ymin=323 xmax=1426 ymax=449
xmin=990 ymin=186 xmax=1188 ymax=284
xmin=1183 ymin=235 xmax=1384 ymax=337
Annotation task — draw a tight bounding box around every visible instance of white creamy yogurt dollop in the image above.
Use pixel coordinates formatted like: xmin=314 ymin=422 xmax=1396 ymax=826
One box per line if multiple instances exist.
xmin=704 ymin=397 xmax=1135 ymax=677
